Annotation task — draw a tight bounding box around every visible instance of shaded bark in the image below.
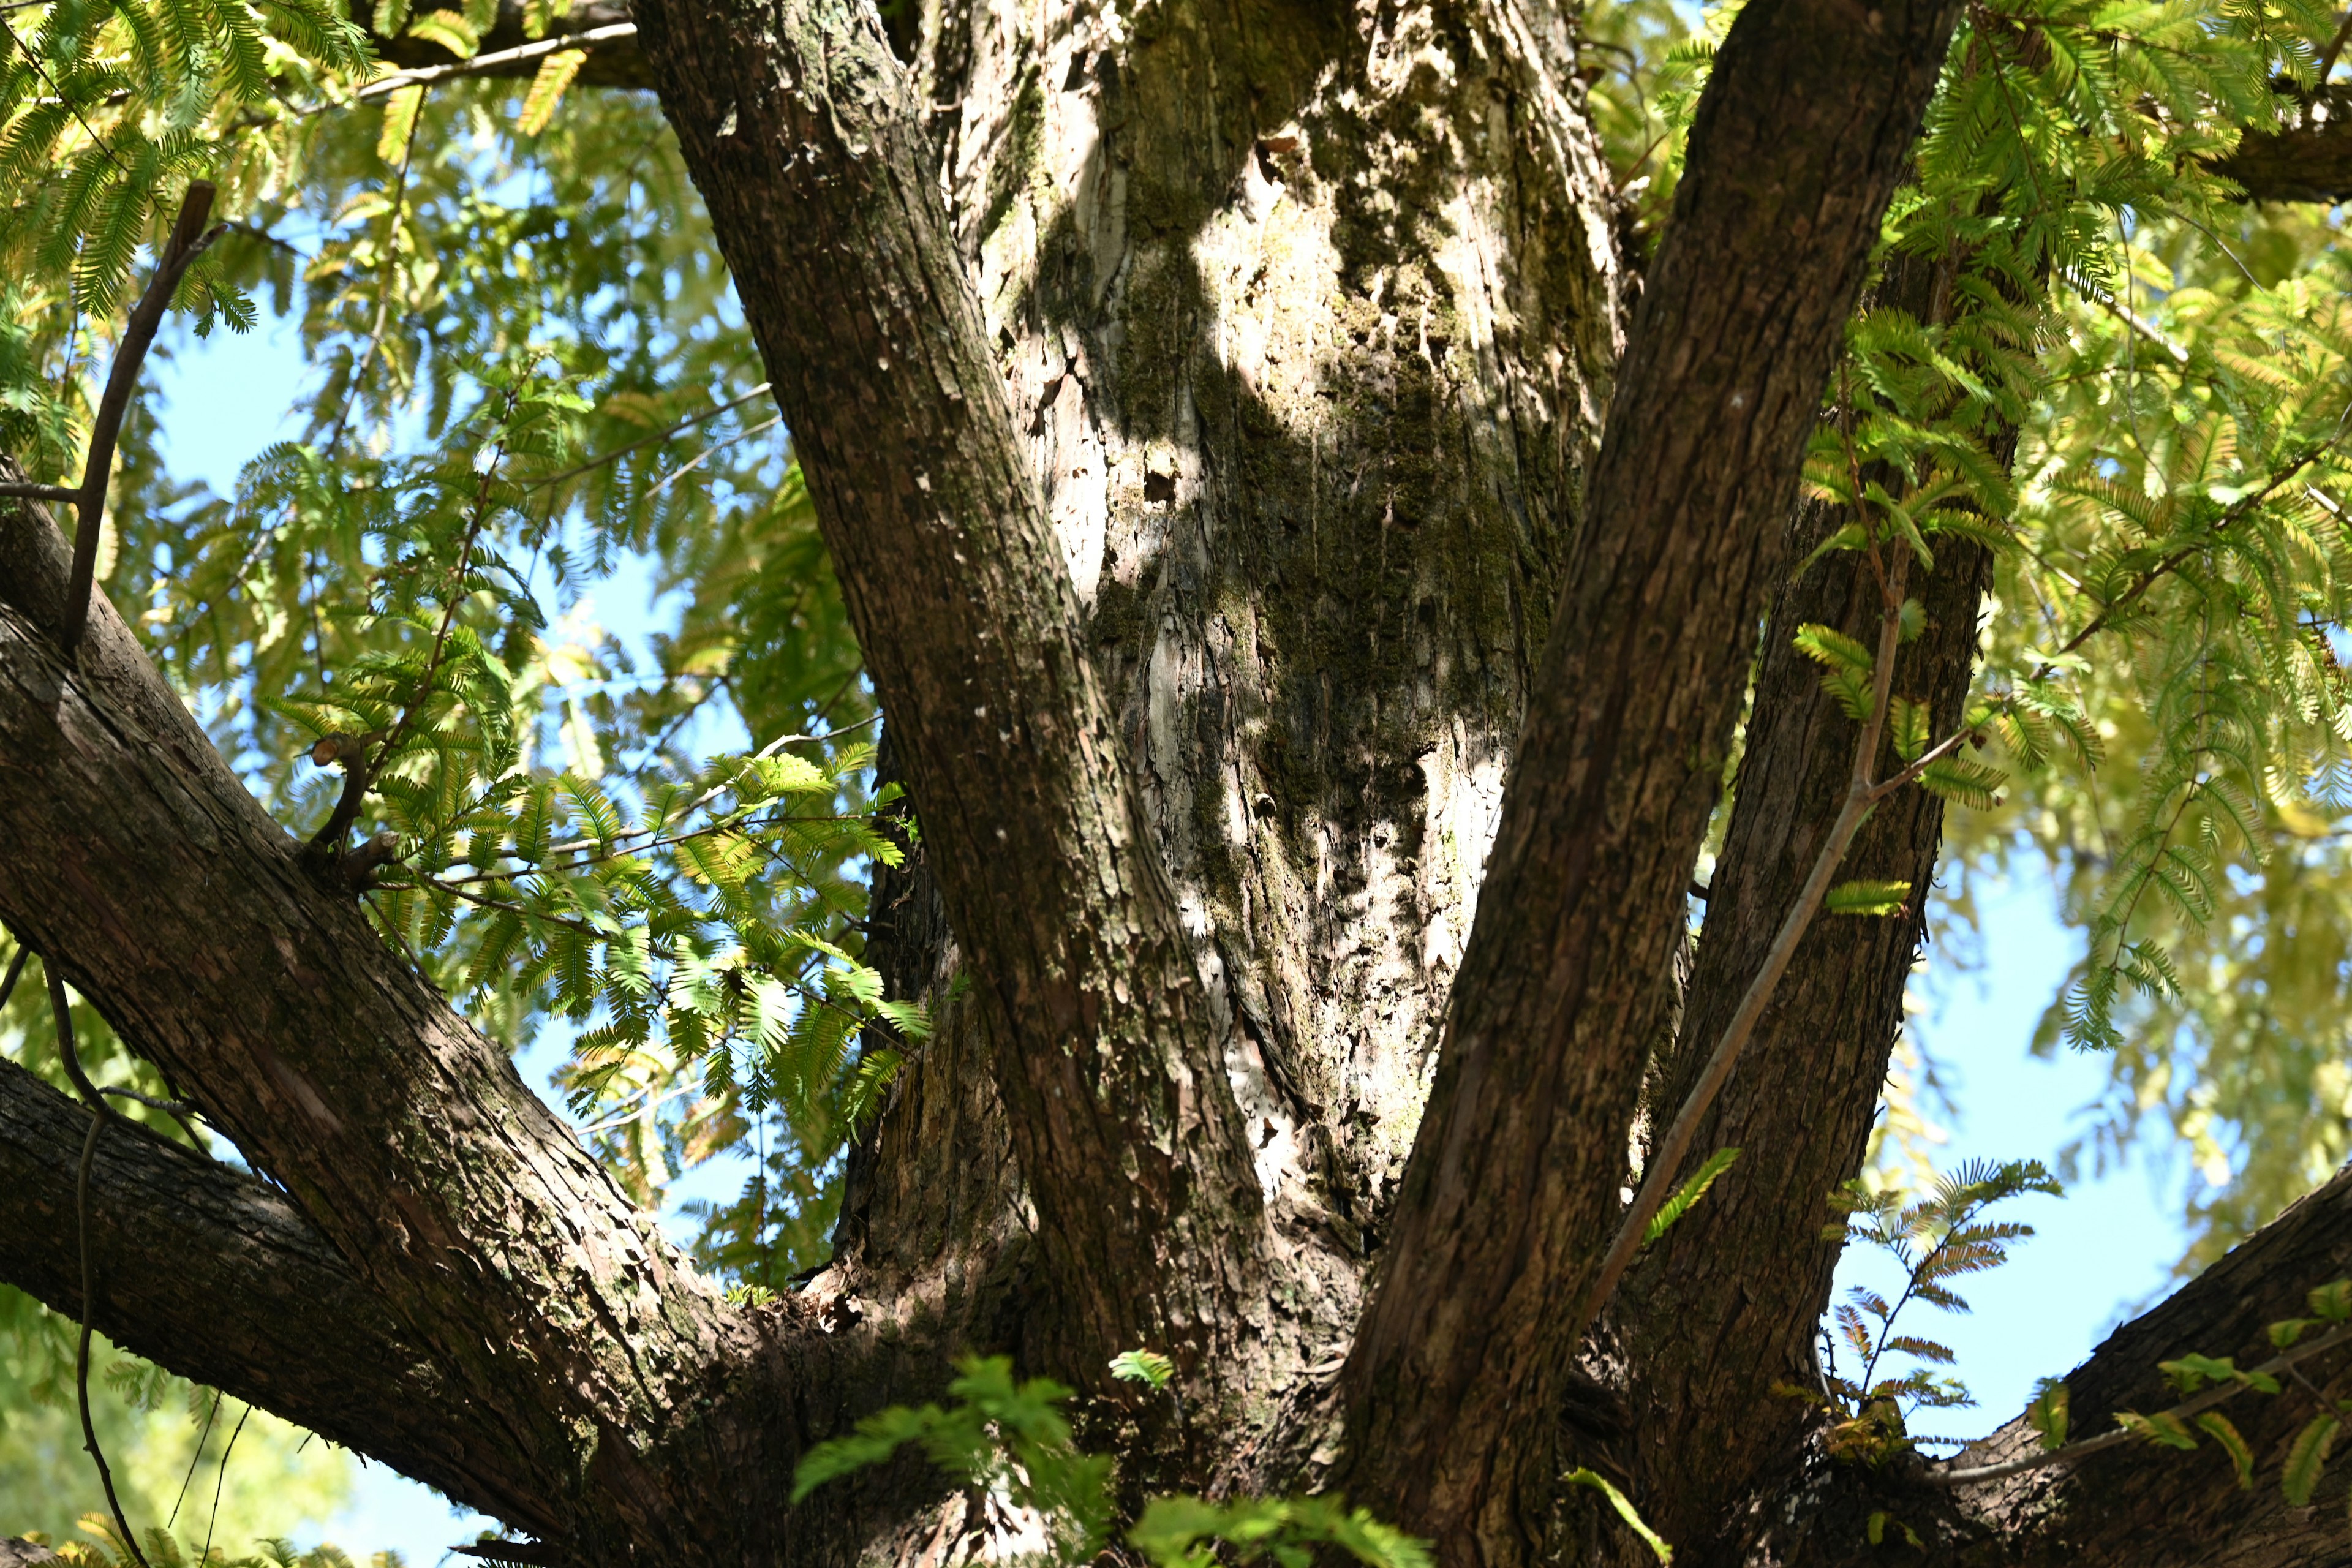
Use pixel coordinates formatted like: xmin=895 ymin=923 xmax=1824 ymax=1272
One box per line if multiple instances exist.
xmin=0 ymin=1056 xmax=508 ymax=1523
xmin=631 ymin=0 xmax=1284 ymax=1401
xmin=0 ymin=491 xmax=812 ymax=1559
xmin=1616 ymin=518 xmax=1992 ymax=1558
xmin=1336 ymin=0 xmax=1966 ymax=1558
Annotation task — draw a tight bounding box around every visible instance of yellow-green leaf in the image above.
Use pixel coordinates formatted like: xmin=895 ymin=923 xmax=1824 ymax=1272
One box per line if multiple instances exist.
xmin=1826 ymin=880 xmax=1912 ymax=918
xmin=405 ymin=9 xmax=480 ymax=57
xmin=2118 ymin=1409 xmax=2199 ymax=1450
xmin=1564 ymin=1469 xmax=1670 ymax=1566
xmin=375 ymin=85 xmax=424 ymax=165
xmin=2285 ymin=1413 xmax=2339 ymax=1506
xmin=517 ymin=48 xmax=587 ymax=135
xmin=2196 ymin=1411 xmax=2256 ymax=1489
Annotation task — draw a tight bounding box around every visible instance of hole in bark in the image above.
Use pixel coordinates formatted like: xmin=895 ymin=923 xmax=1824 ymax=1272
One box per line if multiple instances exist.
xmin=1144 ymin=471 xmax=1177 ymax=504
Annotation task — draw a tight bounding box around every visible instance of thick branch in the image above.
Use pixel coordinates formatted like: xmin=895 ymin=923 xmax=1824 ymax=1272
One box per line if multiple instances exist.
xmin=0 ymin=1057 xmax=533 ymax=1526
xmin=1746 ymin=1156 xmax=2352 ymax=1566
xmin=0 ymin=488 xmax=785 ymax=1557
xmin=1621 ymin=518 xmax=1994 ymax=1556
xmin=2211 ymin=88 xmax=2352 ymax=204
xmin=628 ymin=0 xmax=1276 ymax=1393
xmin=1336 ymin=0 xmax=1965 ymax=1558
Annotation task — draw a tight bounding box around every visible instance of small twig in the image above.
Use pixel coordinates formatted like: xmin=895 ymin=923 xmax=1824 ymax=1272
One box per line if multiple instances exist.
xmin=0 ymin=940 xmax=27 ymax=1012
xmin=202 ymin=1400 xmax=251 ymax=1563
xmin=329 ymin=24 xmax=636 ymax=111
xmin=99 ymin=1084 xmax=195 ymax=1114
xmin=524 ymin=382 xmax=774 ymax=493
xmin=50 ymin=965 xmax=154 ymax=1568
xmin=1936 ymin=1319 xmax=2352 ymax=1485
xmin=0 ymin=481 xmax=77 ymax=502
xmin=64 ymin=181 xmax=225 ymax=657
xmin=2316 ymin=9 xmax=2352 ymax=96
xmin=1578 ymin=546 xmax=1915 ymax=1333
xmin=2042 ymin=440 xmax=2340 ymax=669
xmin=645 ymin=414 xmax=782 ymax=499
xmin=168 ymin=1388 xmax=224 ymax=1527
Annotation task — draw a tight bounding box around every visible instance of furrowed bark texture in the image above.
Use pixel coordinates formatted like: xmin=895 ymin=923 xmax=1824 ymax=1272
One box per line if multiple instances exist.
xmin=1333 ymin=0 xmax=1964 ymax=1557
xmin=1615 ymin=520 xmax=1993 ymax=1558
xmin=1609 ymin=235 xmax=2008 ymax=1558
xmin=635 ymin=0 xmax=1626 ymax=1458
xmin=0 ymin=494 xmax=824 ymax=1559
xmin=0 ymin=1057 xmax=510 ymax=1521
xmin=631 ymin=0 xmax=1284 ymax=1395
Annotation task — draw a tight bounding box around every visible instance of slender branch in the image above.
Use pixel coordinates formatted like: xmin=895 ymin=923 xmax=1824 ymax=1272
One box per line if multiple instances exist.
xmin=0 ymin=483 xmax=77 ymax=503
xmin=2318 ymin=9 xmax=2352 ymax=89
xmin=1936 ymin=1319 xmax=2352 ymax=1485
xmin=1580 ymin=546 xmax=1914 ymax=1332
xmin=332 ymin=24 xmax=637 ymax=110
xmin=524 ymin=381 xmax=773 ymax=493
xmin=2043 ymin=443 xmax=2335 ymax=667
xmin=64 ymin=181 xmax=224 ymax=658
xmin=645 ymin=414 xmax=782 ymax=499
xmin=50 ymin=966 xmax=152 ymax=1568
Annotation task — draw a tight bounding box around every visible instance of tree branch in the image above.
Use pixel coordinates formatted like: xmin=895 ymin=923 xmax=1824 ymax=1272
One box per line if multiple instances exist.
xmin=0 ymin=1057 xmax=531 ymax=1528
xmin=630 ymin=0 xmax=1275 ymax=1393
xmin=1335 ymin=0 xmax=1967 ymax=1555
xmin=0 ymin=485 xmax=802 ymax=1555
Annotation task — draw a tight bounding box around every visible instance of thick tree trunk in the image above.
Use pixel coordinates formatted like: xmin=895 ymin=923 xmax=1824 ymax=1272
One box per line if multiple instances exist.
xmin=17 ymin=2 xmax=2352 ymax=1566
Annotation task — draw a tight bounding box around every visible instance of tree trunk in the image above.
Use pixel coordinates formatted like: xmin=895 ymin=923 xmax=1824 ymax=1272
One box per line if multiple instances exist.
xmin=15 ymin=1 xmax=2352 ymax=1566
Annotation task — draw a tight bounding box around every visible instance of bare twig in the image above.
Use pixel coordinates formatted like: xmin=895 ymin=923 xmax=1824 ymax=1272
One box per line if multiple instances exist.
xmin=0 ymin=481 xmax=77 ymax=502
xmin=64 ymin=181 xmax=225 ymax=657
xmin=1579 ymin=545 xmax=1915 ymax=1333
xmin=524 ymin=381 xmax=773 ymax=493
xmin=50 ymin=965 xmax=154 ymax=1568
xmin=1936 ymin=1319 xmax=2352 ymax=1486
xmin=330 ymin=24 xmax=636 ymax=110
xmin=2317 ymin=9 xmax=2352 ymax=96
xmin=645 ymin=414 xmax=782 ymax=499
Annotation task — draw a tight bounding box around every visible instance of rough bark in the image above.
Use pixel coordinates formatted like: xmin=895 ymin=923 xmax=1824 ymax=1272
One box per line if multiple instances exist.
xmin=0 ymin=491 xmax=818 ymax=1559
xmin=1335 ymin=0 xmax=1965 ymax=1558
xmin=630 ymin=0 xmax=1293 ymax=1402
xmin=0 ymin=1056 xmax=510 ymax=1523
xmin=634 ymin=0 xmax=1626 ymax=1461
xmin=1615 ymin=519 xmax=1992 ymax=1559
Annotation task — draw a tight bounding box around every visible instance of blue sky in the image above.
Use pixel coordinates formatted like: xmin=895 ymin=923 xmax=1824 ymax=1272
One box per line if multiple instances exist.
xmin=137 ymin=314 xmax=2192 ymax=1563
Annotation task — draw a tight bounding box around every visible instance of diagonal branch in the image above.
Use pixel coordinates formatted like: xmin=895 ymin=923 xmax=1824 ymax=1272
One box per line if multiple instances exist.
xmin=0 ymin=1057 xmax=530 ymax=1527
xmin=1335 ymin=0 xmax=1969 ymax=1555
xmin=0 ymin=484 xmax=802 ymax=1554
xmin=630 ymin=0 xmax=1275 ymax=1395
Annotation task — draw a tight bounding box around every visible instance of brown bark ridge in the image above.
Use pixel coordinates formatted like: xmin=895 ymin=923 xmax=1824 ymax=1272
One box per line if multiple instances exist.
xmin=631 ymin=0 xmax=1627 ymax=1450
xmin=0 ymin=489 xmax=844 ymax=1559
xmin=1614 ymin=521 xmax=1993 ymax=1559
xmin=1333 ymin=0 xmax=1966 ymax=1559
xmin=1605 ymin=234 xmax=2004 ymax=1559
xmin=0 ymin=1055 xmax=511 ymax=1522
xmin=630 ymin=0 xmax=1291 ymax=1404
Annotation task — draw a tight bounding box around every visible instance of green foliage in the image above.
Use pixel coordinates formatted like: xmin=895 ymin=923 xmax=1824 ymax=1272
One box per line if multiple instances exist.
xmin=53 ymin=1520 xmax=391 ymax=1568
xmin=1817 ymin=1159 xmax=2060 ymax=1458
xmin=1643 ymin=1147 xmax=1739 ymax=1246
xmin=791 ymin=1357 xmax=1428 ymax=1568
xmin=1561 ymin=1469 xmax=1672 ymax=1565
xmin=1129 ymin=1496 xmax=1431 ymax=1568
xmin=1108 ymin=1349 xmax=1176 ymax=1392
xmin=1824 ymin=881 xmax=1912 ymax=918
